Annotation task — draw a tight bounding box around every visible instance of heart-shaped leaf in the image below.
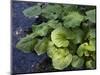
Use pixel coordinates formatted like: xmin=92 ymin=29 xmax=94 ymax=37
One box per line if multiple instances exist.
xmin=52 ymin=49 xmax=72 ymax=70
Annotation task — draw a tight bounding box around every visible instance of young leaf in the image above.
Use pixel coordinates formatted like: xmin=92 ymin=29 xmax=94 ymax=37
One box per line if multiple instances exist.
xmin=77 ymin=42 xmax=95 ymax=57
xmin=84 ymin=39 xmax=95 ymax=51
xmin=86 ymin=9 xmax=96 ymax=23
xmin=63 ymin=12 xmax=84 ymax=28
xmin=23 ymin=5 xmax=41 ymax=18
xmin=84 ymin=44 xmax=95 ymax=51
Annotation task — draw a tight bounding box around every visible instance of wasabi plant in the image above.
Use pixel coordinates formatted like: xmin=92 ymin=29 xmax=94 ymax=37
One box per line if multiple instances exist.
xmin=16 ymin=3 xmax=96 ymax=70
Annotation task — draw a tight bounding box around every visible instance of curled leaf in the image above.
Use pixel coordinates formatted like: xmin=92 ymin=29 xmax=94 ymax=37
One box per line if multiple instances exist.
xmin=77 ymin=43 xmax=88 ymax=57
xmin=77 ymin=42 xmax=95 ymax=57
xmin=84 ymin=39 xmax=95 ymax=51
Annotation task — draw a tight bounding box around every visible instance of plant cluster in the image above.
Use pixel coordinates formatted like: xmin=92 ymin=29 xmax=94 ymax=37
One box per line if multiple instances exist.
xmin=16 ymin=3 xmax=96 ymax=70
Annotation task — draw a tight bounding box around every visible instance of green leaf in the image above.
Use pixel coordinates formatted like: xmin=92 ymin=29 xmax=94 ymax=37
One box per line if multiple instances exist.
xmin=83 ymin=39 xmax=95 ymax=51
xmin=52 ymin=53 xmax=72 ymax=70
xmin=47 ymin=46 xmax=58 ymax=58
xmin=47 ymin=41 xmax=69 ymax=58
xmin=34 ymin=38 xmax=49 ymax=55
xmin=23 ymin=5 xmax=41 ymax=18
xmin=71 ymin=55 xmax=84 ymax=68
xmin=88 ymin=39 xmax=96 ymax=51
xmin=86 ymin=60 xmax=96 ymax=69
xmin=63 ymin=12 xmax=84 ymax=28
xmin=47 ymin=45 xmax=72 ymax=70
xmin=68 ymin=42 xmax=78 ymax=54
xmin=72 ymin=28 xmax=84 ymax=44
xmin=47 ymin=20 xmax=62 ymax=29
xmin=62 ymin=5 xmax=78 ymax=16
xmin=64 ymin=53 xmax=72 ymax=67
xmin=16 ymin=34 xmax=37 ymax=53
xmin=77 ymin=43 xmax=88 ymax=57
xmin=86 ymin=9 xmax=96 ymax=23
xmin=42 ymin=4 xmax=62 ymax=19
xmin=77 ymin=42 xmax=95 ymax=57
xmin=87 ymin=28 xmax=96 ymax=40
xmin=84 ymin=51 xmax=89 ymax=56
xmin=52 ymin=49 xmax=72 ymax=70
xmin=91 ymin=52 xmax=96 ymax=60
xmin=53 ymin=48 xmax=70 ymax=58
xmin=32 ymin=23 xmax=51 ymax=36
xmin=84 ymin=44 xmax=95 ymax=51
xmin=47 ymin=41 xmax=58 ymax=58
xmin=51 ymin=27 xmax=71 ymax=47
